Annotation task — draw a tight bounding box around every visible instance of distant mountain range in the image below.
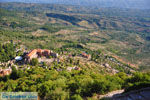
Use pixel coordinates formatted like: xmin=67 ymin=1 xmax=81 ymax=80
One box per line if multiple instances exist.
xmin=1 ymin=0 xmax=150 ymax=9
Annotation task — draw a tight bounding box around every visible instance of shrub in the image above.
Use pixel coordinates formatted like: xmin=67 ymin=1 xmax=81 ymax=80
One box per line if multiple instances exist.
xmin=30 ymin=58 xmax=39 ymax=66
xmin=125 ymin=81 xmax=150 ymax=92
xmin=71 ymin=94 xmax=83 ymax=100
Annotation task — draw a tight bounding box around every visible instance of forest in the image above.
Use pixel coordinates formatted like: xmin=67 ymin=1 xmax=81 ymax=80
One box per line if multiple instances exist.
xmin=0 ymin=66 xmax=150 ymax=100
xmin=0 ymin=42 xmax=16 ymax=62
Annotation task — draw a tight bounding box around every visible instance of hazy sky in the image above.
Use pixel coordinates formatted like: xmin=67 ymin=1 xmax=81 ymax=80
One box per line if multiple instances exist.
xmin=1 ymin=0 xmax=150 ymax=9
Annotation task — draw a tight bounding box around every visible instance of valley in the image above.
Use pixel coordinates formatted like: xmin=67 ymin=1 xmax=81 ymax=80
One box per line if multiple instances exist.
xmin=0 ymin=2 xmax=150 ymax=100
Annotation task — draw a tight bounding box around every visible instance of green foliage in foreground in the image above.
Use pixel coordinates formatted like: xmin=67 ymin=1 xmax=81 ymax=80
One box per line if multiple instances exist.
xmin=0 ymin=66 xmax=149 ymax=100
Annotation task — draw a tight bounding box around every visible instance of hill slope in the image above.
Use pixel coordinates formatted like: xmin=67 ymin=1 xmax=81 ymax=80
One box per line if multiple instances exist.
xmin=0 ymin=3 xmax=150 ymax=71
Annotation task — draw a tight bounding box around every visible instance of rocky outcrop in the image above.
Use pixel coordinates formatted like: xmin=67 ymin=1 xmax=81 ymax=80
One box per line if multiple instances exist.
xmin=112 ymin=87 xmax=150 ymax=100
xmin=99 ymin=87 xmax=150 ymax=100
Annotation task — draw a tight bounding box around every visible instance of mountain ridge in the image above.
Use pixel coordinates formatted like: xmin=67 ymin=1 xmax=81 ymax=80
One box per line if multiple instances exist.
xmin=1 ymin=0 xmax=150 ymax=9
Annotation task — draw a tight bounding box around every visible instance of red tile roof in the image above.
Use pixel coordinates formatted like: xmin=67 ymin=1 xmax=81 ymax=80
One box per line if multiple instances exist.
xmin=27 ymin=49 xmax=37 ymax=57
xmin=26 ymin=49 xmax=51 ymax=58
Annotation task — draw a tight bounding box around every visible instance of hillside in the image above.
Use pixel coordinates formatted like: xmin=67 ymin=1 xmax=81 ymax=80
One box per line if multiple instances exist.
xmin=0 ymin=2 xmax=150 ymax=100
xmin=0 ymin=3 xmax=150 ymax=71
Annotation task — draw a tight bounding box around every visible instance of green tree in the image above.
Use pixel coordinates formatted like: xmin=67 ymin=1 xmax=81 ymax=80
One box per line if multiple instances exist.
xmin=71 ymin=94 xmax=83 ymax=100
xmin=0 ymin=43 xmax=16 ymax=62
xmin=42 ymin=62 xmax=47 ymax=67
xmin=76 ymin=60 xmax=80 ymax=65
xmin=30 ymin=58 xmax=39 ymax=66
xmin=10 ymin=66 xmax=18 ymax=80
xmin=46 ymin=88 xmax=69 ymax=100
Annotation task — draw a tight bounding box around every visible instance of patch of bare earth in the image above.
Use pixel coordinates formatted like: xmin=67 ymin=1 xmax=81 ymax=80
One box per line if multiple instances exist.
xmin=112 ymin=55 xmax=138 ymax=68
xmin=55 ymin=29 xmax=78 ymax=35
xmin=32 ymin=17 xmax=47 ymax=25
xmin=86 ymin=43 xmax=106 ymax=50
xmin=96 ymin=89 xmax=124 ymax=99
xmin=32 ymin=29 xmax=49 ymax=36
xmin=78 ymin=20 xmax=95 ymax=28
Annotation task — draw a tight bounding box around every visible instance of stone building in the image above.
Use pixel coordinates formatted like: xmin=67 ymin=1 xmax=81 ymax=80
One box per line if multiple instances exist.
xmin=25 ymin=49 xmax=58 ymax=62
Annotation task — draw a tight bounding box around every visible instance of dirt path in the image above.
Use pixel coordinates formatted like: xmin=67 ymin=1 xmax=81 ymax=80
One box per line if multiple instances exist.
xmin=97 ymin=87 xmax=150 ymax=100
xmin=97 ymin=89 xmax=124 ymax=99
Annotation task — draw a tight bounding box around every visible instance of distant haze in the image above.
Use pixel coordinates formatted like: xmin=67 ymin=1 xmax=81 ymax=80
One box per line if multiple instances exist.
xmin=1 ymin=0 xmax=150 ymax=9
